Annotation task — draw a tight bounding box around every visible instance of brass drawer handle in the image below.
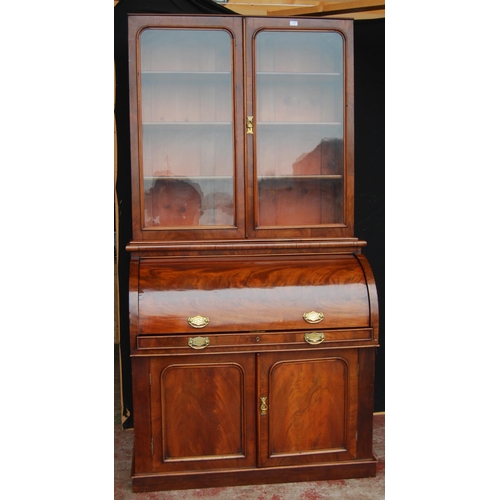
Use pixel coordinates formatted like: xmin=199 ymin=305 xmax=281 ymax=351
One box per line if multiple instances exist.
xmin=187 ymin=315 xmax=210 ymax=329
xmin=188 ymin=337 xmax=210 ymax=350
xmin=303 ymin=311 xmax=324 ymax=324
xmin=304 ymin=332 xmax=325 ymax=345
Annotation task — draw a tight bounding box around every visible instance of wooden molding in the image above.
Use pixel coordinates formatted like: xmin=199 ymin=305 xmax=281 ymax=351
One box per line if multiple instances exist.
xmin=273 ymin=0 xmax=385 ymax=16
xmin=114 ymin=1 xmax=385 ymax=19
xmin=224 ymin=1 xmax=385 ymax=18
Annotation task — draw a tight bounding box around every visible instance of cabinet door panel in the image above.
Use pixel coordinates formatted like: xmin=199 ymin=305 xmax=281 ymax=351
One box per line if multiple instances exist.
xmin=245 ymin=17 xmax=354 ymax=239
xmin=258 ymin=349 xmax=358 ymax=466
xmin=150 ymin=354 xmax=256 ymax=472
xmin=128 ymin=15 xmax=245 ymax=241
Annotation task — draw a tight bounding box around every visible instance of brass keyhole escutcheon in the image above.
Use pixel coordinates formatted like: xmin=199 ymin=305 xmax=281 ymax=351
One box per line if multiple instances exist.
xmin=246 ymin=116 xmax=254 ymax=134
xmin=260 ymin=397 xmax=268 ymax=416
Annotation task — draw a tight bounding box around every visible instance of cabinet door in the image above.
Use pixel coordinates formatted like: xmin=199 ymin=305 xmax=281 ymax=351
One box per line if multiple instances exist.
xmin=257 ymin=348 xmax=359 ymax=467
xmin=245 ymin=17 xmax=354 ymax=239
xmin=128 ymin=16 xmax=245 ymax=241
xmin=149 ymin=353 xmax=256 ymax=472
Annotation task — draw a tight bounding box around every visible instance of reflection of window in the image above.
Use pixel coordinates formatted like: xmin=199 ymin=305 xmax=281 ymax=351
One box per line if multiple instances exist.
xmin=292 ymin=138 xmax=344 ymax=176
xmin=202 ymin=191 xmax=234 ymax=226
xmin=258 ymin=178 xmax=340 ymax=226
xmin=146 ymin=179 xmax=204 ymax=227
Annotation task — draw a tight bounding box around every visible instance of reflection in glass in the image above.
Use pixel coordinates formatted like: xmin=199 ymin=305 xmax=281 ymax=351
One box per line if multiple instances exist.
xmin=255 ymin=31 xmax=345 ymax=226
xmin=146 ymin=179 xmax=203 ymax=227
xmin=139 ymin=28 xmax=235 ymax=228
xmin=144 ymin=177 xmax=234 ymax=227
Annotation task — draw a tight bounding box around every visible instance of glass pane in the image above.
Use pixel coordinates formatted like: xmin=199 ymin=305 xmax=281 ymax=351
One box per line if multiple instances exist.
xmin=255 ymin=31 xmax=344 ymax=226
xmin=139 ymin=29 xmax=235 ymax=228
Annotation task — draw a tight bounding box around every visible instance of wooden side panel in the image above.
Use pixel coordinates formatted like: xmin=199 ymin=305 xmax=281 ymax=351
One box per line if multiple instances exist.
xmin=355 ymin=253 xmax=379 ymax=342
xmin=130 ymin=356 xmax=152 ymax=473
xmin=129 ymin=258 xmax=140 ymax=352
xmin=150 ymin=354 xmax=256 ymax=472
xmin=356 ymin=347 xmax=376 ymax=458
xmin=258 ymin=349 xmax=358 ymax=467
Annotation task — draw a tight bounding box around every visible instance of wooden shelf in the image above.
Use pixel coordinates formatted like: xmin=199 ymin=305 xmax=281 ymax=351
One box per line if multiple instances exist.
xmin=142 ymin=71 xmax=231 ymax=75
xmin=144 ymin=176 xmax=233 ymax=181
xmin=259 ymin=175 xmax=342 ymax=180
xmin=257 ymin=71 xmax=341 ymax=77
xmin=257 ymin=122 xmax=342 ymax=126
xmin=143 ymin=122 xmax=232 ymax=126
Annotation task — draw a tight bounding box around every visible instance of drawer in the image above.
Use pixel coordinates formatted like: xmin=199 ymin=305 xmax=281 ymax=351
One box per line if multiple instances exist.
xmin=136 ymin=328 xmax=375 ymax=353
xmin=133 ymin=255 xmax=374 ymax=335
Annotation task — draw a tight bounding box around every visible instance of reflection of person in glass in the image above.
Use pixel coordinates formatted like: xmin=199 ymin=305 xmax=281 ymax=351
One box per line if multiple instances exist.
xmin=149 ymin=179 xmax=204 ymax=227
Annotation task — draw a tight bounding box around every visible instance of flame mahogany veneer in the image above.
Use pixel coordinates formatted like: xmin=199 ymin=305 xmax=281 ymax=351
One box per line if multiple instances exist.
xmin=127 ymin=14 xmax=378 ymax=493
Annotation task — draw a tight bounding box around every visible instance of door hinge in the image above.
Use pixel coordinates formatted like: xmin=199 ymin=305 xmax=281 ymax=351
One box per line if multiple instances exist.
xmin=151 ymin=438 xmax=154 ymax=455
xmin=149 ymin=373 xmax=152 ymax=385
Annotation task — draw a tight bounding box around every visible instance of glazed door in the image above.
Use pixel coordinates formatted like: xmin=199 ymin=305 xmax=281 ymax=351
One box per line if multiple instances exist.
xmin=257 ymin=348 xmax=359 ymax=467
xmin=149 ymin=353 xmax=256 ymax=472
xmin=128 ymin=16 xmax=245 ymax=241
xmin=245 ymin=17 xmax=354 ymax=239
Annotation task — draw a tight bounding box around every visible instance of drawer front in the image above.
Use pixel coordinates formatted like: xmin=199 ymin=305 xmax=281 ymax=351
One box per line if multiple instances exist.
xmin=136 ymin=329 xmax=375 ymax=353
xmin=136 ymin=255 xmax=371 ymax=335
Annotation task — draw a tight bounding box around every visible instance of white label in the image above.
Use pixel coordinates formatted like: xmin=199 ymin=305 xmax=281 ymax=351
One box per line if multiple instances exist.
xmin=290 ymin=21 xmax=298 ymax=26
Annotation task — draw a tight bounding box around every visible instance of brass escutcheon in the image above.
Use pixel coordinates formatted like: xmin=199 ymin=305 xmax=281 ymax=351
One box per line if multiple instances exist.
xmin=188 ymin=337 xmax=210 ymax=350
xmin=187 ymin=315 xmax=210 ymax=329
xmin=304 ymin=332 xmax=325 ymax=345
xmin=246 ymin=116 xmax=254 ymax=134
xmin=260 ymin=397 xmax=268 ymax=416
xmin=303 ymin=311 xmax=324 ymax=324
